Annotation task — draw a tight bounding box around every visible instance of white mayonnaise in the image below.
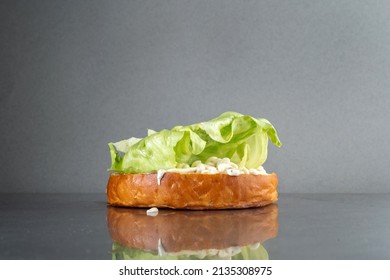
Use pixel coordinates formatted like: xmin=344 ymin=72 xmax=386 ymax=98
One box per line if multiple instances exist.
xmin=146 ymin=207 xmax=159 ymax=216
xmin=156 ymin=157 xmax=268 ymax=185
xmin=156 ymin=241 xmax=262 ymax=259
xmin=157 ymin=238 xmax=165 ymax=256
xmin=226 ymin=169 xmax=240 ymax=176
xmin=157 ymin=169 xmax=165 ymax=185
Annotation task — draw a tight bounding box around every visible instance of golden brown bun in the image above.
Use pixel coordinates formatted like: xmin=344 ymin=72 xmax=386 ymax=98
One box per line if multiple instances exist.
xmin=107 ymin=204 xmax=278 ymax=252
xmin=107 ymin=172 xmax=278 ymax=209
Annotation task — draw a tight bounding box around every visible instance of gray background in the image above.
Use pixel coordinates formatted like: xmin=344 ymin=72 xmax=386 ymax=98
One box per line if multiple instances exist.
xmin=1 ymin=0 xmax=389 ymax=193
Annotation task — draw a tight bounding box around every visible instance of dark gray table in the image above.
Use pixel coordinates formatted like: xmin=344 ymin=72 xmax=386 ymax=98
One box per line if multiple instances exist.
xmin=0 ymin=194 xmax=389 ymax=259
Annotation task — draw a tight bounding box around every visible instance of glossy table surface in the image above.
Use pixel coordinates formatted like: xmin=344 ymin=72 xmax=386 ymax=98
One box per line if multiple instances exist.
xmin=0 ymin=193 xmax=389 ymax=260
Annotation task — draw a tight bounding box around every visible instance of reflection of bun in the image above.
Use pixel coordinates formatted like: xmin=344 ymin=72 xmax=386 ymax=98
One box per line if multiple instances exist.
xmin=107 ymin=172 xmax=278 ymax=209
xmin=108 ymin=204 xmax=278 ymax=253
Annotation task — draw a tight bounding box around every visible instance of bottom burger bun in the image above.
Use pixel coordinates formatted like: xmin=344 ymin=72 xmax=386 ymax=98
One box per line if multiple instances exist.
xmin=108 ymin=204 xmax=278 ymax=260
xmin=107 ymin=172 xmax=278 ymax=209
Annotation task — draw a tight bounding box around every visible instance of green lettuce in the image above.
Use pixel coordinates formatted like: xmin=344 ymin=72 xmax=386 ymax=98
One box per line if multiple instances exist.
xmin=108 ymin=112 xmax=281 ymax=174
xmin=111 ymin=241 xmax=269 ymax=260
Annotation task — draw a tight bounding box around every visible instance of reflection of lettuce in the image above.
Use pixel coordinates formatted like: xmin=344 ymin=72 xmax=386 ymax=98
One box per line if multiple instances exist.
xmin=112 ymin=242 xmax=269 ymax=260
xmin=108 ymin=112 xmax=282 ymax=174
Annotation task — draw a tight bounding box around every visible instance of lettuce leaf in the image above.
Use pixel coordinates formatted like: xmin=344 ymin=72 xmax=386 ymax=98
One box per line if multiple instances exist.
xmin=108 ymin=112 xmax=281 ymax=174
xmin=111 ymin=241 xmax=269 ymax=260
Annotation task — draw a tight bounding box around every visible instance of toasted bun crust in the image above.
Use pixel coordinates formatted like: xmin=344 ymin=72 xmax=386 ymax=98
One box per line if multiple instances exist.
xmin=107 ymin=204 xmax=278 ymax=252
xmin=107 ymin=172 xmax=278 ymax=209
